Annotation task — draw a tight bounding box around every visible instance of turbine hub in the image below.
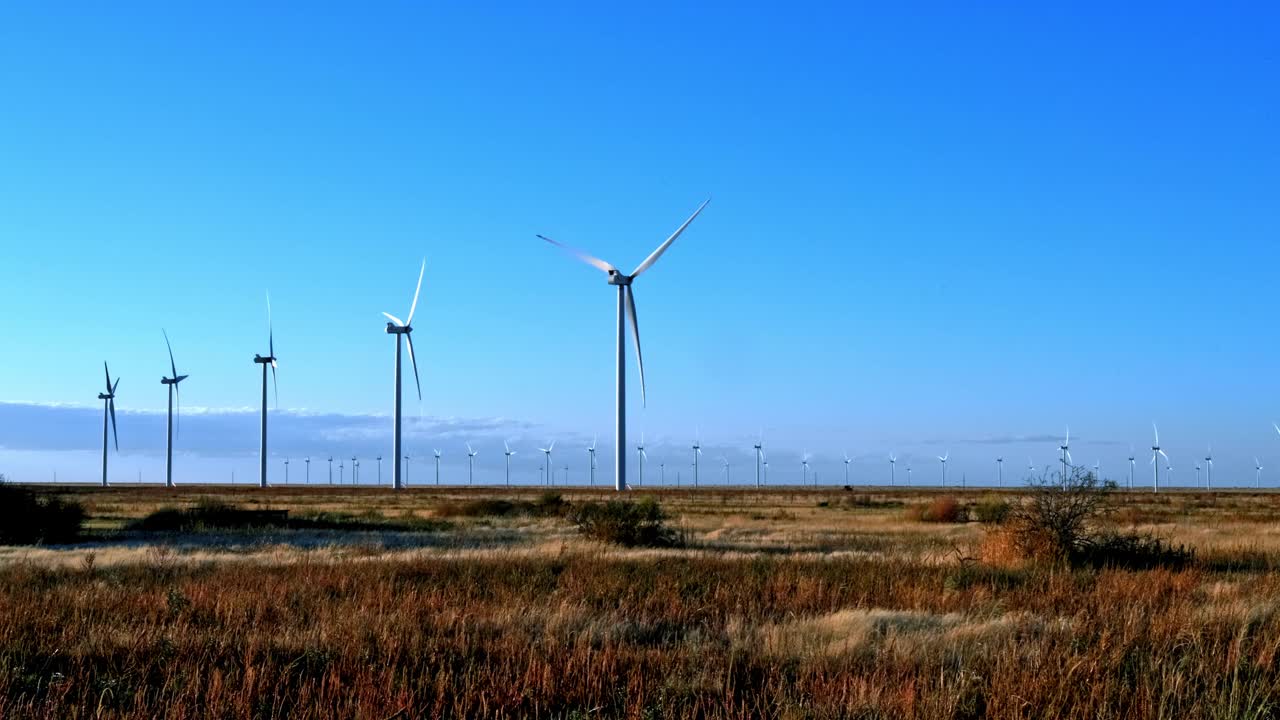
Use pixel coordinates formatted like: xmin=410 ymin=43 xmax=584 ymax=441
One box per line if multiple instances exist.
xmin=607 ymin=273 xmax=633 ymax=286
xmin=253 ymin=354 xmax=275 ymax=364
xmin=98 ymin=393 xmax=112 ymax=400
xmin=386 ymin=324 xmax=412 ymax=335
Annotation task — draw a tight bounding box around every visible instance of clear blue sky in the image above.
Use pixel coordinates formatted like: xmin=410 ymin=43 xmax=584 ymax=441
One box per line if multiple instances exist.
xmin=1 ymin=2 xmax=1278 ymax=486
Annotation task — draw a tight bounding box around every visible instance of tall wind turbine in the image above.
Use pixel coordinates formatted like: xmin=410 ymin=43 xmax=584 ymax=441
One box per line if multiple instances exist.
xmin=383 ymin=259 xmax=425 ymax=491
xmin=587 ymin=436 xmax=597 ymax=487
xmin=753 ymin=437 xmax=764 ymax=488
xmin=403 ymin=455 xmax=410 ymax=485
xmin=160 ymin=331 xmax=188 ymax=488
xmin=254 ymin=293 xmax=278 ymax=488
xmin=284 ymin=458 xmax=290 ymax=485
xmin=1128 ymin=448 xmax=1135 ymax=490
xmin=305 ymin=457 xmax=310 ymax=484
xmin=466 ymin=443 xmax=478 ymax=486
xmin=1256 ymin=457 xmax=1263 ymax=488
xmin=97 ymin=362 xmax=120 ymax=488
xmin=1093 ymin=460 xmax=1100 ymax=482
xmin=338 ymin=460 xmax=344 ymax=484
xmin=1204 ymin=446 xmax=1213 ymax=489
xmin=801 ymin=452 xmax=810 ymax=486
xmin=377 ymin=456 xmax=382 ymax=485
xmin=938 ymin=451 xmax=949 ymax=487
xmin=1059 ymin=427 xmax=1072 ymax=486
xmin=842 ymin=452 xmax=851 ymax=486
xmin=539 ymin=441 xmax=555 ymax=486
xmin=433 ymin=449 xmax=441 ymax=485
xmin=328 ymin=456 xmax=333 ymax=485
xmin=1151 ymin=423 xmax=1168 ymax=493
xmin=995 ymin=456 xmax=1003 ymax=487
xmin=504 ymin=441 xmax=516 ymax=487
xmin=721 ymin=456 xmax=730 ymax=485
xmin=906 ymin=465 xmax=912 ymax=485
xmin=889 ymin=453 xmax=897 ymax=486
xmin=692 ymin=434 xmax=702 ymax=488
xmin=762 ymin=453 xmax=769 ymax=485
xmin=540 ymin=199 xmax=710 ymax=492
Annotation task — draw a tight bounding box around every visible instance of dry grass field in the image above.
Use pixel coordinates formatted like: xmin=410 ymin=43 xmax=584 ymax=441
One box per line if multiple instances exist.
xmin=4 ymin=484 xmax=1280 ymax=718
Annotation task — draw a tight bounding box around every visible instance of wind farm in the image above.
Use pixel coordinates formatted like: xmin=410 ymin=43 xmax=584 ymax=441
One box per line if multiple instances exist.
xmin=3 ymin=3 xmax=1280 ymax=718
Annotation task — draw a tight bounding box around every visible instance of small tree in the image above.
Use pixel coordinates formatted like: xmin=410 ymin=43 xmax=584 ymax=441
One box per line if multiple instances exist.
xmin=1006 ymin=466 xmax=1114 ymax=562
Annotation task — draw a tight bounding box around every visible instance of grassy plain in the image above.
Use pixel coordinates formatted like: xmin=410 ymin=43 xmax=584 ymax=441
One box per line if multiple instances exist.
xmin=3 ymin=485 xmax=1280 ymax=718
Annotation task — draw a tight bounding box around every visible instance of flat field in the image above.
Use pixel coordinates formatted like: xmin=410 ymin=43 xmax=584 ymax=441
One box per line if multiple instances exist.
xmin=4 ymin=485 xmax=1280 ymax=719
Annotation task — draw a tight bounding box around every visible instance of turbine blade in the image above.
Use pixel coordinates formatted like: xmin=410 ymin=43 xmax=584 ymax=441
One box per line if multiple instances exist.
xmin=549 ymin=440 xmax=556 ymax=451
xmin=625 ymin=285 xmax=646 ymax=406
xmin=538 ymin=235 xmax=617 ymax=274
xmin=270 ymin=363 xmax=279 ymax=410
xmin=108 ymin=398 xmax=119 ymax=452
xmin=407 ymin=258 xmax=425 ymax=325
xmin=163 ymin=329 xmax=177 ymax=379
xmin=103 ymin=362 xmax=111 ymax=392
xmin=1159 ymin=449 xmax=1169 ymax=461
xmin=405 ymin=333 xmax=423 ymax=402
xmin=1153 ymin=422 xmax=1160 ymax=446
xmin=382 ymin=312 xmax=405 ymax=327
xmin=267 ymin=291 xmax=274 ymax=358
xmin=112 ymin=376 xmax=120 ymax=394
xmin=1065 ymin=450 xmax=1073 ymax=464
xmin=630 ymin=198 xmax=711 ymax=278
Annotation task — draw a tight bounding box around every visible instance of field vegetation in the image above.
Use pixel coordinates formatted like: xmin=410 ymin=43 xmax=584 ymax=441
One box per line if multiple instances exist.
xmin=3 ymin=479 xmax=1280 ymax=717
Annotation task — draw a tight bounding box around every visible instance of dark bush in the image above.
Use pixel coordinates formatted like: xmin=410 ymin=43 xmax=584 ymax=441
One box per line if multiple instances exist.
xmin=128 ymin=499 xmax=289 ymax=532
xmin=1074 ymin=531 xmax=1194 ymax=570
xmin=568 ymin=498 xmax=680 ymax=548
xmin=906 ymin=496 xmax=966 ymax=523
xmin=972 ymin=497 xmax=1012 ymax=524
xmin=434 ymin=493 xmax=570 ymax=519
xmin=0 ymin=482 xmax=84 ymax=545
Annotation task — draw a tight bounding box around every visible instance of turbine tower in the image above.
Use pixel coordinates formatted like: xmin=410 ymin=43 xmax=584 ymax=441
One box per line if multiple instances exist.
xmin=721 ymin=456 xmax=730 ymax=485
xmin=539 ymin=441 xmax=555 ymax=486
xmin=636 ymin=433 xmax=646 ymax=488
xmin=433 ymin=449 xmax=441 ymax=485
xmin=540 ymin=199 xmax=710 ymax=491
xmin=1256 ymin=457 xmax=1263 ymax=488
xmin=842 ymin=452 xmax=851 ymax=486
xmin=1128 ymin=448 xmax=1135 ymax=490
xmin=160 ymin=331 xmax=188 ymax=488
xmin=97 ymin=362 xmax=120 ymax=488
xmin=1059 ymin=427 xmax=1072 ymax=486
xmin=377 ymin=456 xmax=382 ymax=485
xmin=1151 ymin=423 xmax=1168 ymax=493
xmin=284 ymin=458 xmax=289 ymax=485
xmin=382 ymin=259 xmax=425 ymax=491
xmin=504 ymin=441 xmax=516 ymax=487
xmin=466 ymin=443 xmax=478 ymax=485
xmin=1204 ymin=446 xmax=1213 ymax=489
xmin=889 ymin=453 xmax=897 ymax=486
xmin=938 ymin=452 xmax=949 ymax=487
xmin=587 ymin=436 xmax=597 ymax=487
xmin=801 ymin=452 xmax=810 ymax=486
xmin=753 ymin=437 xmax=764 ymax=488
xmin=253 ymin=292 xmax=278 ymax=488
xmin=403 ymin=455 xmax=410 ymax=485
xmin=692 ymin=434 xmax=702 ymax=488
xmin=327 ymin=456 xmax=333 ymax=485
xmin=995 ymin=456 xmax=1003 ymax=487
xmin=305 ymin=457 xmax=310 ymax=484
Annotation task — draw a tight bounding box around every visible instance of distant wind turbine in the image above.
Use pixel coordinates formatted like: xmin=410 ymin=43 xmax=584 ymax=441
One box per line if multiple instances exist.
xmin=1151 ymin=423 xmax=1168 ymax=493
xmin=328 ymin=456 xmax=333 ymax=485
xmin=466 ymin=443 xmax=478 ymax=485
xmin=1256 ymin=457 xmax=1263 ymax=488
xmin=889 ymin=453 xmax=897 ymax=486
xmin=587 ymin=436 xmax=597 ymax=487
xmin=1128 ymin=448 xmax=1135 ymax=490
xmin=636 ymin=433 xmax=646 ymax=488
xmin=305 ymin=457 xmax=310 ymax=484
xmin=1204 ymin=446 xmax=1213 ymax=489
xmin=801 ymin=452 xmax=810 ymax=486
xmin=753 ymin=434 xmax=764 ymax=488
xmin=382 ymin=259 xmax=425 ymax=491
xmin=721 ymin=456 xmax=730 ymax=485
xmin=284 ymin=458 xmax=289 ymax=485
xmin=403 ymin=455 xmax=410 ymax=485
xmin=539 ymin=441 xmax=555 ymax=486
xmin=1059 ymin=426 xmax=1072 ymax=486
xmin=540 ymin=199 xmax=710 ymax=492
xmin=433 ymin=449 xmax=441 ymax=485
xmin=97 ymin=362 xmax=120 ymax=488
xmin=160 ymin=331 xmax=188 ymax=488
xmin=995 ymin=456 xmax=1003 ymax=487
xmin=842 ymin=452 xmax=851 ymax=486
xmin=692 ymin=433 xmax=702 ymax=488
xmin=504 ymin=441 xmax=516 ymax=487
xmin=338 ymin=460 xmax=344 ymax=484
xmin=938 ymin=451 xmax=949 ymax=487
xmin=253 ymin=292 xmax=278 ymax=489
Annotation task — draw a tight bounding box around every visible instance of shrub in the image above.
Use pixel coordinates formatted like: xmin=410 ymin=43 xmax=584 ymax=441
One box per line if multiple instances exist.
xmin=906 ymin=496 xmax=966 ymax=523
xmin=972 ymin=497 xmax=1012 ymax=524
xmin=0 ymin=482 xmax=84 ymax=545
xmin=434 ymin=493 xmax=569 ymax=519
xmin=568 ymin=497 xmax=680 ymax=547
xmin=128 ymin=500 xmax=288 ymax=531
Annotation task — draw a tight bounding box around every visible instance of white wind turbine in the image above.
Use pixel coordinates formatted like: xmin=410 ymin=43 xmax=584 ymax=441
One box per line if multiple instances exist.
xmin=382 ymin=259 xmax=425 ymax=491
xmin=1204 ymin=445 xmax=1213 ymax=489
xmin=504 ymin=441 xmax=516 ymax=487
xmin=1128 ymin=448 xmax=1136 ymax=490
xmin=1094 ymin=460 xmax=1100 ymax=482
xmin=889 ymin=453 xmax=897 ymax=486
xmin=466 ymin=443 xmax=478 ymax=485
xmin=938 ymin=451 xmax=949 ymax=487
xmin=753 ymin=434 xmax=764 ymax=488
xmin=540 ymin=199 xmax=710 ymax=492
xmin=1256 ymin=457 xmax=1263 ymax=488
xmin=995 ymin=456 xmax=1003 ymax=487
xmin=539 ymin=441 xmax=555 ymax=486
xmin=721 ymin=456 xmax=731 ymax=485
xmin=636 ymin=433 xmax=646 ymax=488
xmin=842 ymin=452 xmax=851 ymax=486
xmin=1151 ymin=423 xmax=1168 ymax=493
xmin=97 ymin=362 xmax=120 ymax=488
xmin=587 ymin=436 xmax=597 ymax=487
xmin=801 ymin=452 xmax=811 ymax=486
xmin=160 ymin=330 xmax=188 ymax=488
xmin=1059 ymin=427 xmax=1072 ymax=486
xmin=253 ymin=292 xmax=278 ymax=489
xmin=692 ymin=433 xmax=702 ymax=488
xmin=433 ymin=449 xmax=441 ymax=485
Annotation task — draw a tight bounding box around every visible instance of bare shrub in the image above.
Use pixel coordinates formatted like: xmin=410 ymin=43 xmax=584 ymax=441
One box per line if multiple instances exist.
xmin=906 ymin=495 xmax=966 ymax=523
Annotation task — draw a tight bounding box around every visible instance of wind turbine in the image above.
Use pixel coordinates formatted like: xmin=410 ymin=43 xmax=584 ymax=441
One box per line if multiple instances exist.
xmin=1093 ymin=460 xmax=1100 ymax=482
xmin=382 ymin=259 xmax=425 ymax=491
xmin=97 ymin=362 xmax=120 ymax=488
xmin=801 ymin=452 xmax=810 ymax=486
xmin=433 ymin=449 xmax=441 ymax=485
xmin=636 ymin=433 xmax=646 ymax=488
xmin=328 ymin=456 xmax=333 ymax=485
xmin=1256 ymin=457 xmax=1263 ymax=488
xmin=160 ymin=331 xmax=188 ymax=488
xmin=995 ymin=456 xmax=1003 ymax=487
xmin=1151 ymin=423 xmax=1168 ymax=493
xmin=889 ymin=453 xmax=897 ymax=486
xmin=539 ymin=441 xmax=555 ymax=486
xmin=938 ymin=451 xmax=949 ymax=487
xmin=1204 ymin=446 xmax=1213 ymax=489
xmin=466 ymin=443 xmax=478 ymax=485
xmin=540 ymin=199 xmax=710 ymax=491
xmin=587 ymin=436 xmax=597 ymax=487
xmin=1128 ymin=448 xmax=1135 ymax=490
xmin=253 ymin=292 xmax=278 ymax=488
xmin=284 ymin=458 xmax=290 ymax=485
xmin=906 ymin=465 xmax=912 ymax=485
xmin=721 ymin=456 xmax=730 ymax=485
xmin=403 ymin=455 xmax=410 ymax=484
xmin=1195 ymin=464 xmax=1202 ymax=487
xmin=842 ymin=452 xmax=851 ymax=486
xmin=1059 ymin=427 xmax=1072 ymax=486
xmin=762 ymin=453 xmax=769 ymax=485
xmin=305 ymin=457 xmax=310 ymax=484
xmin=504 ymin=441 xmax=516 ymax=487
xmin=692 ymin=434 xmax=702 ymax=488
xmin=338 ymin=460 xmax=344 ymax=484
xmin=660 ymin=461 xmax=666 ymax=485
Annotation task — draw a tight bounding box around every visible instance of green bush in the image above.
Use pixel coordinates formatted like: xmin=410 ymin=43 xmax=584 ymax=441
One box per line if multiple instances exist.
xmin=568 ymin=498 xmax=680 ymax=548
xmin=972 ymin=497 xmax=1012 ymax=524
xmin=0 ymin=481 xmax=84 ymax=545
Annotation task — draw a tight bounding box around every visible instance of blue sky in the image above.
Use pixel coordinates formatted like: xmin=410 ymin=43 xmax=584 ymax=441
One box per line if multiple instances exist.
xmin=1 ymin=3 xmax=1278 ymax=487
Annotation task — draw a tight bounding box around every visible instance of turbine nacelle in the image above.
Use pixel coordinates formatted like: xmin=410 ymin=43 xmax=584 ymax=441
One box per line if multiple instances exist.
xmin=385 ymin=323 xmax=413 ymax=335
